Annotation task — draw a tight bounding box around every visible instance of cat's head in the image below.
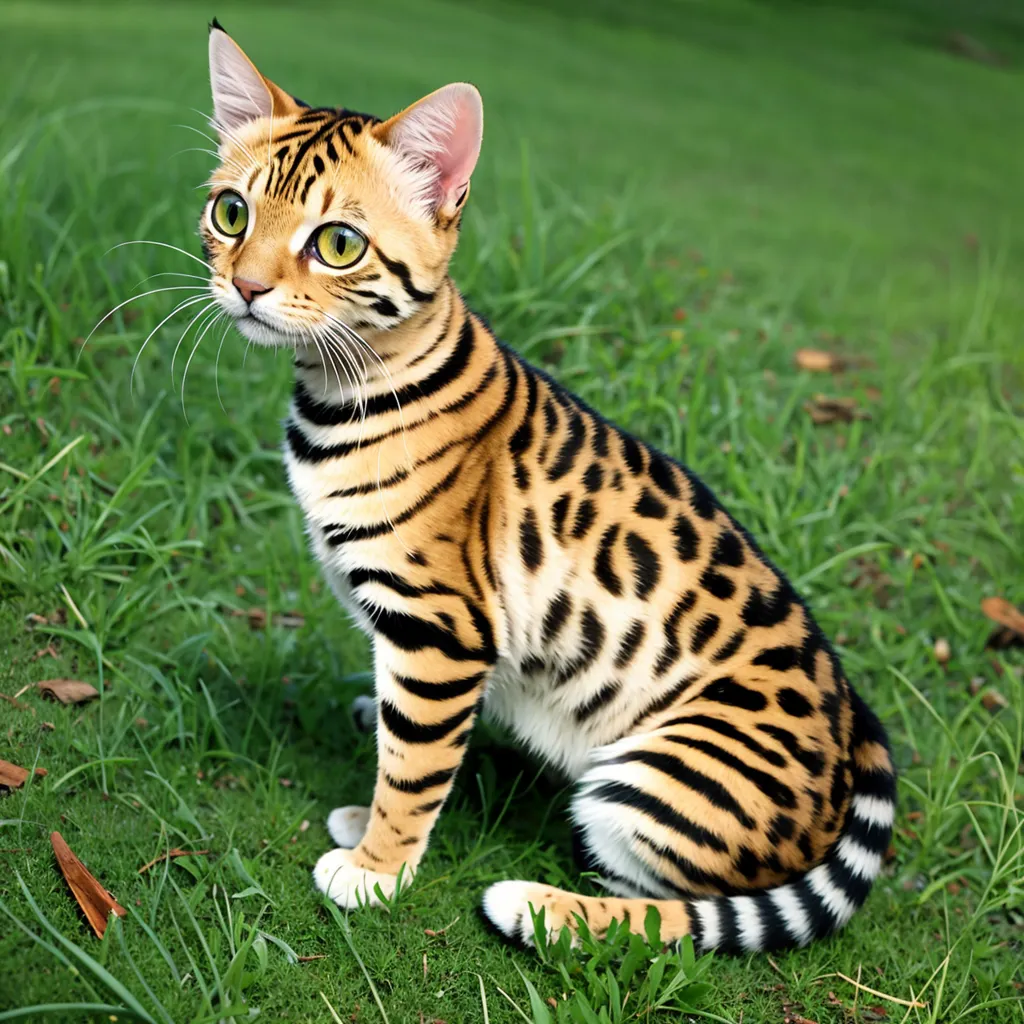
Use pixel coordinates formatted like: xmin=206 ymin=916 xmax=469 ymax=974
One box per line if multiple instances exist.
xmin=203 ymin=22 xmax=482 ymax=349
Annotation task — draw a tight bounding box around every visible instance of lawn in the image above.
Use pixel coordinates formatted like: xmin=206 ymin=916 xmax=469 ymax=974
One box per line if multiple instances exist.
xmin=1 ymin=0 xmax=1022 ymax=1021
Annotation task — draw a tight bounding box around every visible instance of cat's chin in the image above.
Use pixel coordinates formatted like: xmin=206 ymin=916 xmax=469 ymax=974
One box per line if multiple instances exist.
xmin=233 ymin=314 xmax=295 ymax=348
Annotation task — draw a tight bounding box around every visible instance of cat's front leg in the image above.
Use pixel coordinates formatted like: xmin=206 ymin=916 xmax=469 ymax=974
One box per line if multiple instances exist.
xmin=314 ymin=629 xmax=492 ymax=908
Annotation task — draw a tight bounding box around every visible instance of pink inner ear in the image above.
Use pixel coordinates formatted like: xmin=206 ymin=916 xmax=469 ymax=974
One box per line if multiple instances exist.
xmin=389 ymin=83 xmax=483 ymax=209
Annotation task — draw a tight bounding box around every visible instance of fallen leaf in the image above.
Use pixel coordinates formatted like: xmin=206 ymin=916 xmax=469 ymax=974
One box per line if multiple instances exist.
xmin=51 ymin=831 xmax=127 ymax=938
xmin=297 ymin=954 xmax=327 ymax=962
xmin=981 ymin=596 xmax=1024 ymax=649
xmin=969 ymin=677 xmax=1008 ymax=713
xmin=804 ymin=394 xmax=870 ymax=425
xmin=138 ymin=848 xmax=211 ymax=874
xmin=933 ymin=638 xmax=951 ymax=664
xmin=795 ymin=348 xmax=847 ymax=373
xmin=0 ymin=760 xmax=47 ymax=791
xmin=35 ymin=679 xmax=99 ymax=705
xmin=30 ymin=644 xmax=60 ymax=662
xmin=226 ymin=607 xmax=305 ymax=630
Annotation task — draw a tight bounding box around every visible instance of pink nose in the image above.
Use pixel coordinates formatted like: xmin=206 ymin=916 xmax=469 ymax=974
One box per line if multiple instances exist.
xmin=233 ymin=277 xmax=271 ymax=304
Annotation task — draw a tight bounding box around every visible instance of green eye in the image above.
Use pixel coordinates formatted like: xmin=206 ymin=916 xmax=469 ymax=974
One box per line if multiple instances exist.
xmin=211 ymin=190 xmax=249 ymax=237
xmin=313 ymin=223 xmax=368 ymax=269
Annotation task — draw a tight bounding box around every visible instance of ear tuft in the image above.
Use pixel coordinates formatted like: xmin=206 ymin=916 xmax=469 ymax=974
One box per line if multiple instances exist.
xmin=209 ymin=15 xmax=225 ymax=33
xmin=376 ymin=83 xmax=483 ymax=217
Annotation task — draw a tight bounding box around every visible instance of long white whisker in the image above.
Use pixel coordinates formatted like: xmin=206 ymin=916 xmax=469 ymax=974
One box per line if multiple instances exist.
xmin=170 ymin=302 xmax=219 ymax=385
xmin=109 ymin=240 xmax=212 ymax=272
xmin=82 ymin=285 xmax=208 ymax=351
xmin=322 ymin=324 xmax=367 ymax=427
xmin=213 ymin=318 xmax=233 ymax=415
xmin=131 ymin=293 xmax=212 ymax=396
xmin=133 ymin=271 xmax=209 ymax=288
xmin=181 ymin=310 xmax=225 ymax=422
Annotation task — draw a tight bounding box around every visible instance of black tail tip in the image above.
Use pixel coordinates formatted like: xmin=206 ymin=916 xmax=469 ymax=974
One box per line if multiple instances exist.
xmin=209 ymin=16 xmax=225 ymax=34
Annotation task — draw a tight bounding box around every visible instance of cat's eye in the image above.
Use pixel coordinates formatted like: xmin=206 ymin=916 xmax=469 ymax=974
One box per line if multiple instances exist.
xmin=313 ymin=223 xmax=368 ymax=269
xmin=211 ymin=190 xmax=249 ymax=237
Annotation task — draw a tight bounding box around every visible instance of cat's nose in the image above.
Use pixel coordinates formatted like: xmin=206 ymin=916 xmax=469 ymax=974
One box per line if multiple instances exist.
xmin=232 ymin=277 xmax=272 ymax=305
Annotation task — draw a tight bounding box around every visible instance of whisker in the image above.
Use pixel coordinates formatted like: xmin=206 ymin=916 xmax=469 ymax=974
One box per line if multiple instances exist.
xmin=130 ymin=293 xmax=213 ymax=396
xmin=181 ymin=310 xmax=225 ymax=422
xmin=132 ymin=271 xmax=209 ymax=288
xmin=109 ymin=239 xmax=213 ymax=272
xmin=170 ymin=301 xmax=219 ymax=386
xmin=214 ymin=318 xmax=233 ymax=414
xmin=82 ymin=284 xmax=208 ymax=352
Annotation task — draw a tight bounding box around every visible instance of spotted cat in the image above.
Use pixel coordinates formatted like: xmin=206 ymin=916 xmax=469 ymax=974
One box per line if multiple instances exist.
xmin=198 ymin=22 xmax=896 ymax=953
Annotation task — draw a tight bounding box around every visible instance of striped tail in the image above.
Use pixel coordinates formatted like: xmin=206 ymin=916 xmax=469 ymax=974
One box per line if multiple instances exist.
xmin=481 ymin=687 xmax=896 ymax=953
xmin=685 ymin=687 xmax=896 ymax=952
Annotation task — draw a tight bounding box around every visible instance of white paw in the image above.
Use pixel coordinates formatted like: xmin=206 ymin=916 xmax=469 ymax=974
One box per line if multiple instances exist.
xmin=326 ymin=805 xmax=371 ymax=848
xmin=313 ymin=847 xmax=404 ymax=908
xmin=481 ymin=880 xmax=536 ymax=944
xmin=351 ymin=695 xmax=377 ymax=733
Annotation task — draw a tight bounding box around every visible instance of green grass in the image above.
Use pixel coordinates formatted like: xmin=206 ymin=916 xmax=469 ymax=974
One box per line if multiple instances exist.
xmin=1 ymin=0 xmax=1023 ymax=1020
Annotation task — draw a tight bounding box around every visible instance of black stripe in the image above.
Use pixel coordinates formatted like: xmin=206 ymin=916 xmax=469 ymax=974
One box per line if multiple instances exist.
xmin=625 ymin=532 xmax=660 ymax=599
xmin=672 ymin=514 xmax=699 ymax=562
xmin=610 ymin=750 xmax=755 ymax=828
xmin=653 ymin=593 xmax=695 ymax=677
xmin=753 ymin=892 xmax=789 ymax=951
xmin=541 ymin=591 xmax=573 ymax=644
xmin=717 ymin=897 xmax=740 ymax=949
xmin=508 ymin=364 xmax=538 ymax=456
xmin=666 ymin=714 xmax=787 ymax=768
xmin=573 ymin=680 xmax=622 ymax=723
xmin=373 ymin=608 xmax=494 ymax=663
xmin=634 ymin=834 xmax=734 ymax=893
xmin=547 ymin=410 xmax=585 ymax=482
xmin=844 ymin=809 xmax=893 ymax=852
xmin=586 ymin=780 xmax=727 ymax=852
xmin=665 ymin=735 xmax=796 ymax=808
xmin=742 ymin=580 xmax=796 ymax=629
xmin=711 ymin=628 xmax=746 ymax=663
xmin=826 ymin=852 xmax=874 ymax=906
xmin=347 ymin=567 xmax=459 ymax=599
xmin=571 ymin=498 xmax=596 ymax=539
xmin=384 ymin=767 xmax=455 ymax=794
xmin=700 ymin=568 xmax=736 ymax=601
xmin=634 ymin=489 xmax=666 ymax=519
xmin=711 ymin=530 xmax=744 ymax=567
xmin=551 ymin=494 xmax=570 ymax=539
xmin=554 ymin=604 xmax=605 ymax=686
xmin=394 ymin=671 xmax=485 ymax=701
xmin=278 ymin=114 xmax=343 ymax=195
xmin=378 ymin=699 xmax=475 ymax=744
xmin=628 ymin=673 xmax=698 ymax=730
xmin=752 ymin=645 xmax=800 ymax=672
xmin=793 ymin=876 xmax=834 ymax=938
xmin=647 ymin=452 xmax=680 ymax=498
xmin=756 ymin=724 xmax=824 ymax=776
xmin=594 ymin=524 xmax=622 ymax=596
xmin=324 ymin=465 xmax=461 ymax=543
xmin=613 ymin=620 xmax=646 ymax=669
xmin=374 ymin=244 xmax=435 ymax=302
xmin=689 ymin=613 xmax=720 ymax=656
xmin=683 ymin=468 xmax=717 ymax=520
xmin=701 ymin=675 xmax=767 ymax=711
xmin=621 ymin=435 xmax=644 ymax=474
xmin=519 ymin=508 xmax=543 ymax=572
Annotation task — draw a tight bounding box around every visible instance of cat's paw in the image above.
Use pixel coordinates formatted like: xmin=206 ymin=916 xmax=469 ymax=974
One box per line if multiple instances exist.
xmin=326 ymin=805 xmax=370 ymax=848
xmin=351 ymin=695 xmax=377 ymax=734
xmin=313 ymin=847 xmax=406 ymax=908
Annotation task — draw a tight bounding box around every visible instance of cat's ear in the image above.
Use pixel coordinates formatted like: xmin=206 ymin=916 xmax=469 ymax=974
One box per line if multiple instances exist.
xmin=374 ymin=83 xmax=483 ymax=218
xmin=208 ymin=20 xmax=299 ymax=134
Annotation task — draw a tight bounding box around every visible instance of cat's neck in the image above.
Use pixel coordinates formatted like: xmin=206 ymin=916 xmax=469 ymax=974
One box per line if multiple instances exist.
xmin=292 ymin=277 xmax=474 ymax=409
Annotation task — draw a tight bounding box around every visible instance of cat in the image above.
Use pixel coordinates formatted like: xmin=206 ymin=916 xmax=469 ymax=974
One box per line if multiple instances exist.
xmin=197 ymin=21 xmax=895 ymax=953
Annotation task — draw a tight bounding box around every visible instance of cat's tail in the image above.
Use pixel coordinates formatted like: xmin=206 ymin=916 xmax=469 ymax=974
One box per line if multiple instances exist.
xmin=481 ymin=689 xmax=895 ymax=953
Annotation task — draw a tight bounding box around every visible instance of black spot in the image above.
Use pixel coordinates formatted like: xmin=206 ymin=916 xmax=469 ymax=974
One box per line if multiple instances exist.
xmin=742 ymin=580 xmax=796 ymax=629
xmin=406 ymin=550 xmax=428 ymax=566
xmin=625 ymin=531 xmax=660 ymax=599
xmin=820 ymin=689 xmax=844 ymax=747
xmin=554 ymin=604 xmax=606 ymax=685
xmin=571 ymin=499 xmax=596 ymax=539
xmin=614 ymin=621 xmax=646 ymax=669
xmin=611 ymin=470 xmax=624 ymax=490
xmin=683 ymin=468 xmax=716 ymax=519
xmin=551 ymin=494 xmax=570 ymax=539
xmin=519 ymin=508 xmax=542 ymax=572
xmin=621 ymin=436 xmax=644 ymax=475
xmin=829 ymin=761 xmax=850 ymax=812
xmin=654 ymin=594 xmax=694 ymax=677
xmin=735 ymin=846 xmax=761 ymax=880
xmin=752 ymin=646 xmax=800 ymax=672
xmin=797 ymin=832 xmax=814 ymax=863
xmin=574 ymin=680 xmax=622 ymax=723
xmin=313 ymin=154 xmax=325 ymax=174
xmin=700 ymin=568 xmax=736 ymax=600
xmin=548 ymin=410 xmax=586 ymax=481
xmin=701 ymin=676 xmax=767 ymax=712
xmin=514 ymin=462 xmax=530 ymax=490
xmin=634 ymin=489 xmax=667 ymax=519
xmin=689 ymin=613 xmax=720 ymax=656
xmin=647 ymin=453 xmax=680 ymax=498
xmin=776 ymin=687 xmax=813 ymax=718
xmin=372 ymin=295 xmax=399 ymax=318
xmin=541 ymin=591 xmax=573 ymax=645
xmin=543 ymin=397 xmax=558 ymax=433
xmin=758 ymin=724 xmax=825 ymax=777
xmin=594 ymin=524 xmax=622 ymax=596
xmin=711 ymin=629 xmax=746 ymax=663
xmin=711 ymin=531 xmax=744 ymax=567
xmin=582 ymin=462 xmax=604 ymax=492
xmin=768 ymin=813 xmax=795 ymax=842
xmin=672 ymin=514 xmax=699 ymax=562
xmin=591 ymin=417 xmax=609 ymax=456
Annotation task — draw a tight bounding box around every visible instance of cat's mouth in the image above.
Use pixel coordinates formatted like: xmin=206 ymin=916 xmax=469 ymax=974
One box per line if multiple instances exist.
xmin=233 ymin=311 xmax=295 ymax=348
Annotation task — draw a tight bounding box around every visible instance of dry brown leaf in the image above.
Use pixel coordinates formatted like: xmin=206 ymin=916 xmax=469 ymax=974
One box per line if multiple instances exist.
xmin=981 ymin=596 xmax=1024 ymax=649
xmin=226 ymin=607 xmax=305 ymax=630
xmin=51 ymin=831 xmax=127 ymax=938
xmin=804 ymin=394 xmax=871 ymax=426
xmin=0 ymin=760 xmax=47 ymax=791
xmin=795 ymin=348 xmax=847 ymax=373
xmin=969 ymin=677 xmax=1008 ymax=713
xmin=138 ymin=847 xmax=211 ymax=874
xmin=297 ymin=954 xmax=327 ymax=962
xmin=36 ymin=679 xmax=99 ymax=705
